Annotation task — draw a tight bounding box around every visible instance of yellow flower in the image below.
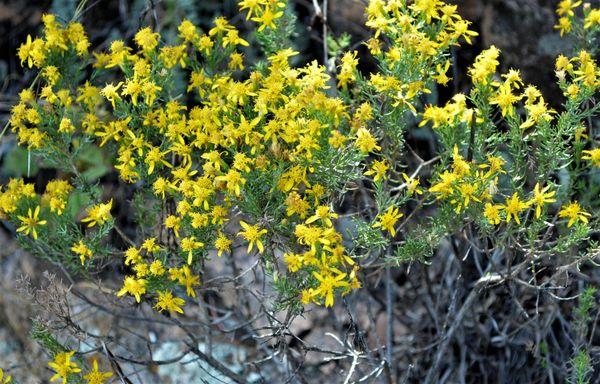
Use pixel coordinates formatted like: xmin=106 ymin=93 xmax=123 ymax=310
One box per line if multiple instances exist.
xmin=364 ymin=160 xmax=389 ymax=182
xmin=215 ymin=169 xmax=246 ymax=197
xmin=251 ymin=6 xmax=284 ymax=31
xmin=501 ymin=192 xmax=529 ymax=224
xmin=529 ymin=183 xmax=556 ymax=218
xmin=100 ymin=82 xmax=123 ymax=109
xmin=520 ymin=97 xmax=554 ymax=129
xmin=43 ymin=65 xmax=61 ymax=86
xmin=402 ymin=173 xmax=423 ymax=196
xmin=278 ymin=166 xmax=309 ymax=192
xmin=178 ymin=266 xmax=200 ymax=297
xmin=429 ymin=170 xmax=458 ymax=197
xmin=142 ymin=237 xmax=161 ymax=253
xmin=58 ymin=117 xmax=75 ymax=133
xmin=42 ymin=180 xmax=73 ymax=217
xmin=67 ymin=22 xmax=90 ymax=55
xmin=134 ymin=263 xmax=149 ymax=278
xmin=178 ymin=19 xmax=198 ymax=42
xmin=556 ymin=0 xmax=581 ymax=17
xmin=145 ymin=146 xmax=172 ymax=176
xmin=155 ymin=290 xmax=185 ymax=314
xmin=48 ymin=351 xmax=81 ymax=383
xmin=215 ymin=232 xmax=233 ymax=257
xmin=489 ymin=81 xmax=522 ymax=117
xmin=20 ymin=88 xmax=35 ymax=103
xmin=584 ymin=9 xmax=600 ymax=29
xmin=198 ymin=35 xmax=214 ymax=54
xmin=294 ymin=224 xmax=334 ymax=250
xmin=434 ymin=60 xmax=452 ymax=86
xmin=81 ymin=199 xmax=113 ymax=227
xmin=582 ymin=148 xmax=600 ymax=167
xmin=0 ymin=368 xmax=12 ymax=384
xmin=17 ymin=35 xmax=46 ymax=68
xmin=134 ymin=27 xmax=160 ymax=51
xmin=149 ymin=260 xmax=165 ymax=276
xmin=312 ymin=270 xmax=349 ymax=307
xmin=451 ymin=145 xmax=471 ymax=177
xmin=419 ymin=105 xmax=447 ymax=128
xmin=117 ymin=276 xmax=147 ymax=302
xmin=284 ymin=192 xmax=310 ymax=219
xmin=365 ymin=37 xmax=382 ymax=55
xmin=17 ymin=206 xmax=47 ymax=240
xmin=284 ymin=252 xmax=303 ymax=272
xmin=451 ymin=18 xmax=478 ymax=44
xmin=555 ymin=17 xmax=572 ymax=36
xmin=165 ymin=215 xmax=181 ymax=237
xmin=483 ymin=203 xmax=502 ymax=225
xmin=210 ymin=17 xmax=233 ymax=36
xmin=141 ymin=81 xmax=162 ymax=106
xmin=152 ymin=177 xmax=172 ymax=199
xmin=238 ymin=220 xmax=267 ymax=253
xmin=71 ymin=240 xmax=93 ymax=265
xmin=558 ymin=201 xmax=591 ymax=227
xmin=223 ymin=29 xmax=249 ymax=48
xmin=301 ymin=288 xmax=317 ymax=305
xmin=181 ymin=236 xmax=204 ymax=265
xmin=373 ymin=206 xmax=403 ymax=237
xmin=572 ymin=52 xmax=597 ymax=87
xmin=122 ymin=79 xmax=142 ymax=106
xmin=305 ymin=206 xmax=338 ymax=227
xmin=229 ymin=52 xmax=245 ymax=71
xmin=124 ymin=247 xmax=142 ymax=265
xmin=555 ymin=54 xmax=572 ymax=71
xmin=328 ymin=130 xmax=347 ymax=148
xmin=355 ymin=127 xmax=381 ymax=153
xmin=454 ymin=182 xmax=481 ymax=212
xmin=469 ymin=46 xmax=500 ymax=85
xmin=565 ymin=84 xmax=580 ymax=98
xmin=83 ymin=360 xmax=112 ymax=384
xmin=268 ymin=47 xmax=298 ymax=67
xmin=410 ymin=0 xmax=441 ymax=22
xmin=338 ymin=51 xmax=358 ymax=88
xmin=40 ymin=182 xmax=71 ymax=216
xmin=239 ymin=0 xmax=264 ymax=20
xmin=211 ymin=206 xmax=229 ymax=225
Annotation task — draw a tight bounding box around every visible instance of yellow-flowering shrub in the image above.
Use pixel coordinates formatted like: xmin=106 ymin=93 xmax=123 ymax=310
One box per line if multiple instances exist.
xmin=1 ymin=0 xmax=599 ymax=382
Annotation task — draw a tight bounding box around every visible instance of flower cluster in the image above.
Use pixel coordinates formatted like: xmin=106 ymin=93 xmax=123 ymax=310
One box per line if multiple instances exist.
xmin=284 ymin=205 xmax=360 ymax=307
xmin=11 ymin=15 xmax=90 ymax=150
xmin=239 ymin=0 xmax=286 ymax=31
xmin=554 ymin=0 xmax=600 ymax=36
xmin=2 ymin=0 xmax=598 ymax=381
xmin=48 ymin=352 xmax=111 ymax=384
xmin=469 ymin=47 xmax=556 ymax=131
xmin=364 ymin=0 xmax=478 ymax=113
xmin=6 ymin=0 xmax=374 ymax=312
xmin=3 ymin=0 xmax=598 ymax=346
xmin=429 ymin=146 xmax=591 ymax=229
xmin=0 ymin=180 xmax=46 ymax=241
xmin=555 ymin=50 xmax=599 ymax=102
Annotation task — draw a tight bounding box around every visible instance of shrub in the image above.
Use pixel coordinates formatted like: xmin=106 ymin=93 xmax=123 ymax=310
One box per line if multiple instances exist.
xmin=1 ymin=0 xmax=599 ymax=382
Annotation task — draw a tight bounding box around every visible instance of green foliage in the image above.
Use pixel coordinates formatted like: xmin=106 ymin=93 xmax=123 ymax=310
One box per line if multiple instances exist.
xmin=30 ymin=322 xmax=68 ymax=356
xmin=327 ymin=33 xmax=351 ymax=59
xmin=569 ymin=350 xmax=593 ymax=384
xmin=575 ymin=286 xmax=596 ymax=322
xmin=1 ymin=0 xmax=599 ymax=381
xmin=351 ymin=217 xmax=388 ymax=254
